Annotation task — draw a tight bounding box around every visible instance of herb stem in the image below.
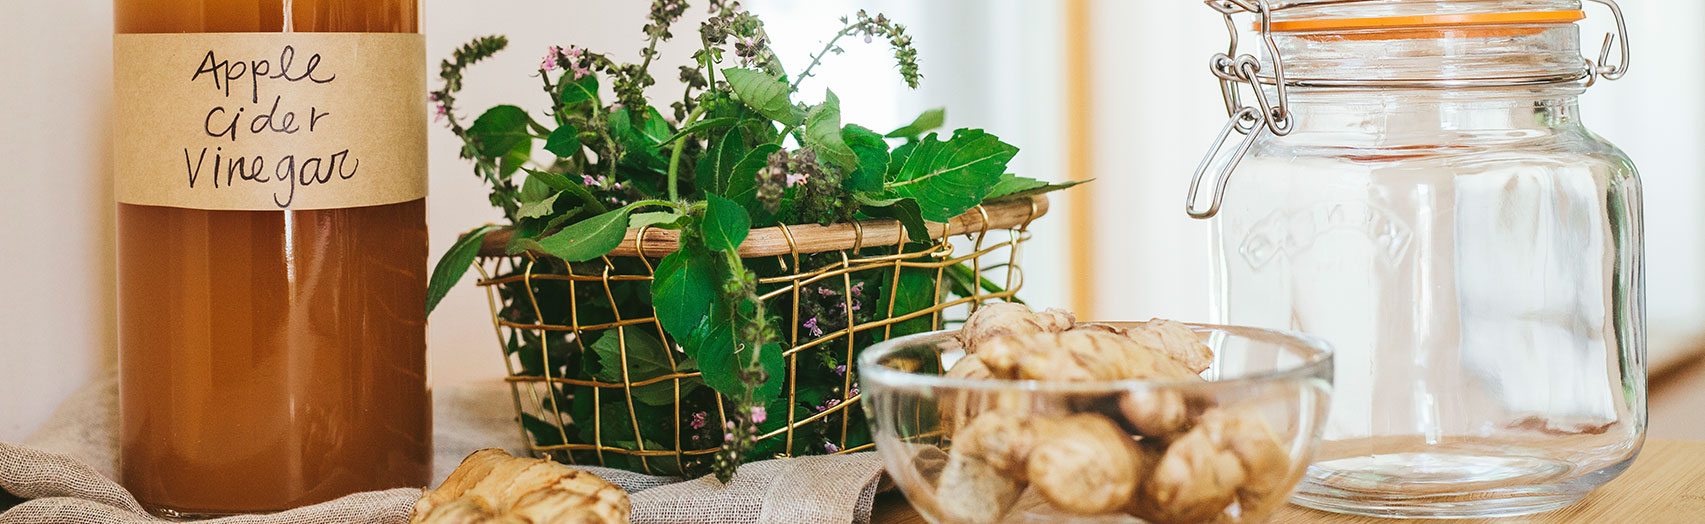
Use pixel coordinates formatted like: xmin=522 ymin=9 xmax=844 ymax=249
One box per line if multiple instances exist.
xmin=791 ymin=26 xmax=855 ymax=92
xmin=667 ymin=102 xmax=712 ymax=202
xmin=627 ymin=199 xmax=688 ymax=215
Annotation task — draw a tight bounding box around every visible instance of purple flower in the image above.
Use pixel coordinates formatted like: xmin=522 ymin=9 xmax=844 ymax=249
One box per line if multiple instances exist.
xmin=821 ymin=398 xmax=842 ymax=411
xmin=817 ymin=287 xmax=838 ymax=297
xmin=834 ymin=364 xmax=847 ymax=376
xmin=803 ymin=317 xmax=823 ymax=337
xmin=724 ymin=432 xmax=735 ymax=442
xmin=786 ymin=172 xmax=810 ymax=187
xmin=851 ymin=282 xmax=865 ymax=295
xmin=750 ymin=406 xmax=768 ymax=424
xmin=690 ymin=411 xmax=707 ymax=430
xmin=825 ymin=442 xmax=841 ymax=453
xmin=433 ymin=103 xmax=448 ymax=122
xmin=541 ymin=46 xmax=563 ymax=71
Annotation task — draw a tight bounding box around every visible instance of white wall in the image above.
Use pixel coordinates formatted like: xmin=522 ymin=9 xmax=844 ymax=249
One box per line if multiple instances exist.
xmin=0 ymin=1 xmax=116 ymax=440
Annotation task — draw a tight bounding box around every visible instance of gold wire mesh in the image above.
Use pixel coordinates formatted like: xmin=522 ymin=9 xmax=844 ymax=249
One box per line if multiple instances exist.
xmin=473 ymin=202 xmax=1035 ymax=475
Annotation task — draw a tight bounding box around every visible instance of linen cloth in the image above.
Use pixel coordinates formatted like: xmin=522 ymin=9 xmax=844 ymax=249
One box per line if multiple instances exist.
xmin=0 ymin=373 xmax=886 ymax=524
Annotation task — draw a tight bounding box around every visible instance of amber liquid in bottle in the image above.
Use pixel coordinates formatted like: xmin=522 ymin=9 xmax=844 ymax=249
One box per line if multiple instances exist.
xmin=116 ymin=0 xmax=429 ymax=516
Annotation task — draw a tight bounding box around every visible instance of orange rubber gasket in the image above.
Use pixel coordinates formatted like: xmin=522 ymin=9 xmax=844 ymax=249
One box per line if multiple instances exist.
xmin=1264 ymin=10 xmax=1585 ymax=33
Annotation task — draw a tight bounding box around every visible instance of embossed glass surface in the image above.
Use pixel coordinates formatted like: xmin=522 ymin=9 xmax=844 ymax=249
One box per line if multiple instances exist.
xmin=1211 ymin=3 xmax=1645 ymax=518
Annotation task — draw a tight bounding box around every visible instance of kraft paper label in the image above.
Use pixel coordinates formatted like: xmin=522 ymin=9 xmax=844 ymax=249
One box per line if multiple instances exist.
xmin=115 ymin=33 xmax=427 ymax=210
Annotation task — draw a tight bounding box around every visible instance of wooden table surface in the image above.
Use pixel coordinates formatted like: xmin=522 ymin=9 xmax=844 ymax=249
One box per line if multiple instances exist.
xmin=872 ymin=440 xmax=1705 ymax=524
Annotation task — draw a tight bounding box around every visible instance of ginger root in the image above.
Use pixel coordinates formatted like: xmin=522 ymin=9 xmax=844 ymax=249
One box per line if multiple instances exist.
xmin=1130 ymin=408 xmax=1292 ymax=524
xmin=979 ymin=330 xmax=1199 ymax=382
xmin=937 ymin=304 xmax=1297 ymax=522
xmin=957 ymin=302 xmax=1075 ymax=354
xmin=414 ymin=449 xmax=629 ymax=524
xmin=939 ymin=354 xmax=999 ymax=436
xmin=1118 ymin=388 xmax=1194 ymax=441
xmin=934 ymin=410 xmax=1038 ymax=523
xmin=1123 ymin=319 xmax=1215 ymax=374
xmin=1024 ymin=414 xmax=1147 ymax=515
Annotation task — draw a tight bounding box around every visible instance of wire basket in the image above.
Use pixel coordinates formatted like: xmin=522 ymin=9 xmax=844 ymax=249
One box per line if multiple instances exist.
xmin=472 ymin=195 xmax=1047 ymax=476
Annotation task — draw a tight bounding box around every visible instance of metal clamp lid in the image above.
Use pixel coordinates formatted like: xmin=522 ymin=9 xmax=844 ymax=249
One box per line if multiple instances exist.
xmin=1185 ymin=0 xmax=1630 ymax=220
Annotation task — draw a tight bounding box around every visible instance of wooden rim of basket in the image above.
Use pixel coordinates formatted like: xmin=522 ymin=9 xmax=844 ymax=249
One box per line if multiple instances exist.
xmin=479 ymin=194 xmax=1050 ymax=259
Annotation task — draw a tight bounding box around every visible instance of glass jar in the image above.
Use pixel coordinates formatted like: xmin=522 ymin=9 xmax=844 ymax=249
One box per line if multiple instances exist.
xmin=114 ymin=0 xmax=430 ymax=516
xmin=1191 ymin=0 xmax=1643 ymax=518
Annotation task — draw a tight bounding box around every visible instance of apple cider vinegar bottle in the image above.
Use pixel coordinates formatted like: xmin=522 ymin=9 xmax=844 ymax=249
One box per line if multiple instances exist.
xmin=114 ymin=0 xmax=429 ymax=515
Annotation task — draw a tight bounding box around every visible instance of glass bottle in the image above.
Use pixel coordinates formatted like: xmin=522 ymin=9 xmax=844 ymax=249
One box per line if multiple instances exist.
xmin=1191 ymin=0 xmax=1642 ymax=518
xmin=114 ymin=0 xmax=430 ymax=516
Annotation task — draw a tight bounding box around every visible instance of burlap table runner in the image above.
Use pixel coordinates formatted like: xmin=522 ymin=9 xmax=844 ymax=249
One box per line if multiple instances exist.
xmin=0 ymin=372 xmax=886 ymax=524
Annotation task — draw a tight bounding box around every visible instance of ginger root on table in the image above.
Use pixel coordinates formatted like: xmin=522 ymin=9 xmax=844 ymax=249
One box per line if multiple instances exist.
xmin=413 ymin=449 xmax=629 ymax=524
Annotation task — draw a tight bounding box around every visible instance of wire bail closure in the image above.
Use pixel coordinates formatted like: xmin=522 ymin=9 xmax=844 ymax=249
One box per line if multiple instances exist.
xmin=1185 ymin=0 xmax=1631 ymax=220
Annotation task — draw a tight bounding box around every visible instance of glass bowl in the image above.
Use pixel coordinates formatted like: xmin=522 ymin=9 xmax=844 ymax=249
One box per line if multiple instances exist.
xmin=858 ymin=323 xmax=1334 ymax=524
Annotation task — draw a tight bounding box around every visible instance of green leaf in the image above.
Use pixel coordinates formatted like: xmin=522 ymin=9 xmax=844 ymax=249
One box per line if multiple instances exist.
xmin=651 ymin=247 xmax=719 ymax=342
xmin=467 ymin=105 xmax=533 ymax=158
xmin=426 ymin=224 xmax=501 ymax=316
xmin=752 ymin=342 xmax=785 ymax=400
xmin=688 ymin=321 xmax=738 ymax=398
xmin=544 ymin=124 xmax=582 ymax=157
xmin=521 ymin=412 xmax=567 ymax=447
xmin=842 ymin=124 xmax=889 ymax=192
xmin=858 ymin=195 xmax=931 ymax=244
xmin=592 ymin=329 xmax=669 ymax=382
xmin=497 ymin=134 xmax=533 ymax=176
xmin=527 ymin=206 xmax=633 ymax=262
xmin=519 ymin=171 xmax=554 ymax=203
xmin=591 ymin=329 xmax=701 ymax=406
xmin=630 ymin=211 xmax=686 ymax=230
xmin=523 ymin=168 xmax=608 ymax=214
xmin=696 ymin=127 xmax=751 ymax=197
xmin=804 ymin=90 xmax=857 ymax=170
xmin=723 ymin=68 xmax=800 ymax=125
xmin=662 ymin=116 xmax=738 ymax=144
xmin=703 ymin=194 xmax=751 ymax=252
xmin=987 ymin=174 xmax=1086 ymax=200
xmin=888 ymin=141 xmax=917 ymax=176
xmin=516 ymin=192 xmax=561 ymax=220
xmin=559 ymin=74 xmax=600 ymax=106
xmin=887 ymin=130 xmax=1019 ymax=222
xmin=886 ymin=108 xmax=946 ymax=138
xmin=888 ymin=266 xmax=939 ymax=337
xmin=689 ymin=319 xmax=783 ymax=401
xmin=728 ymin=143 xmax=783 ymax=220
xmin=609 ymin=107 xmax=671 ymax=168
xmin=945 ymin=263 xmax=1015 ymax=300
